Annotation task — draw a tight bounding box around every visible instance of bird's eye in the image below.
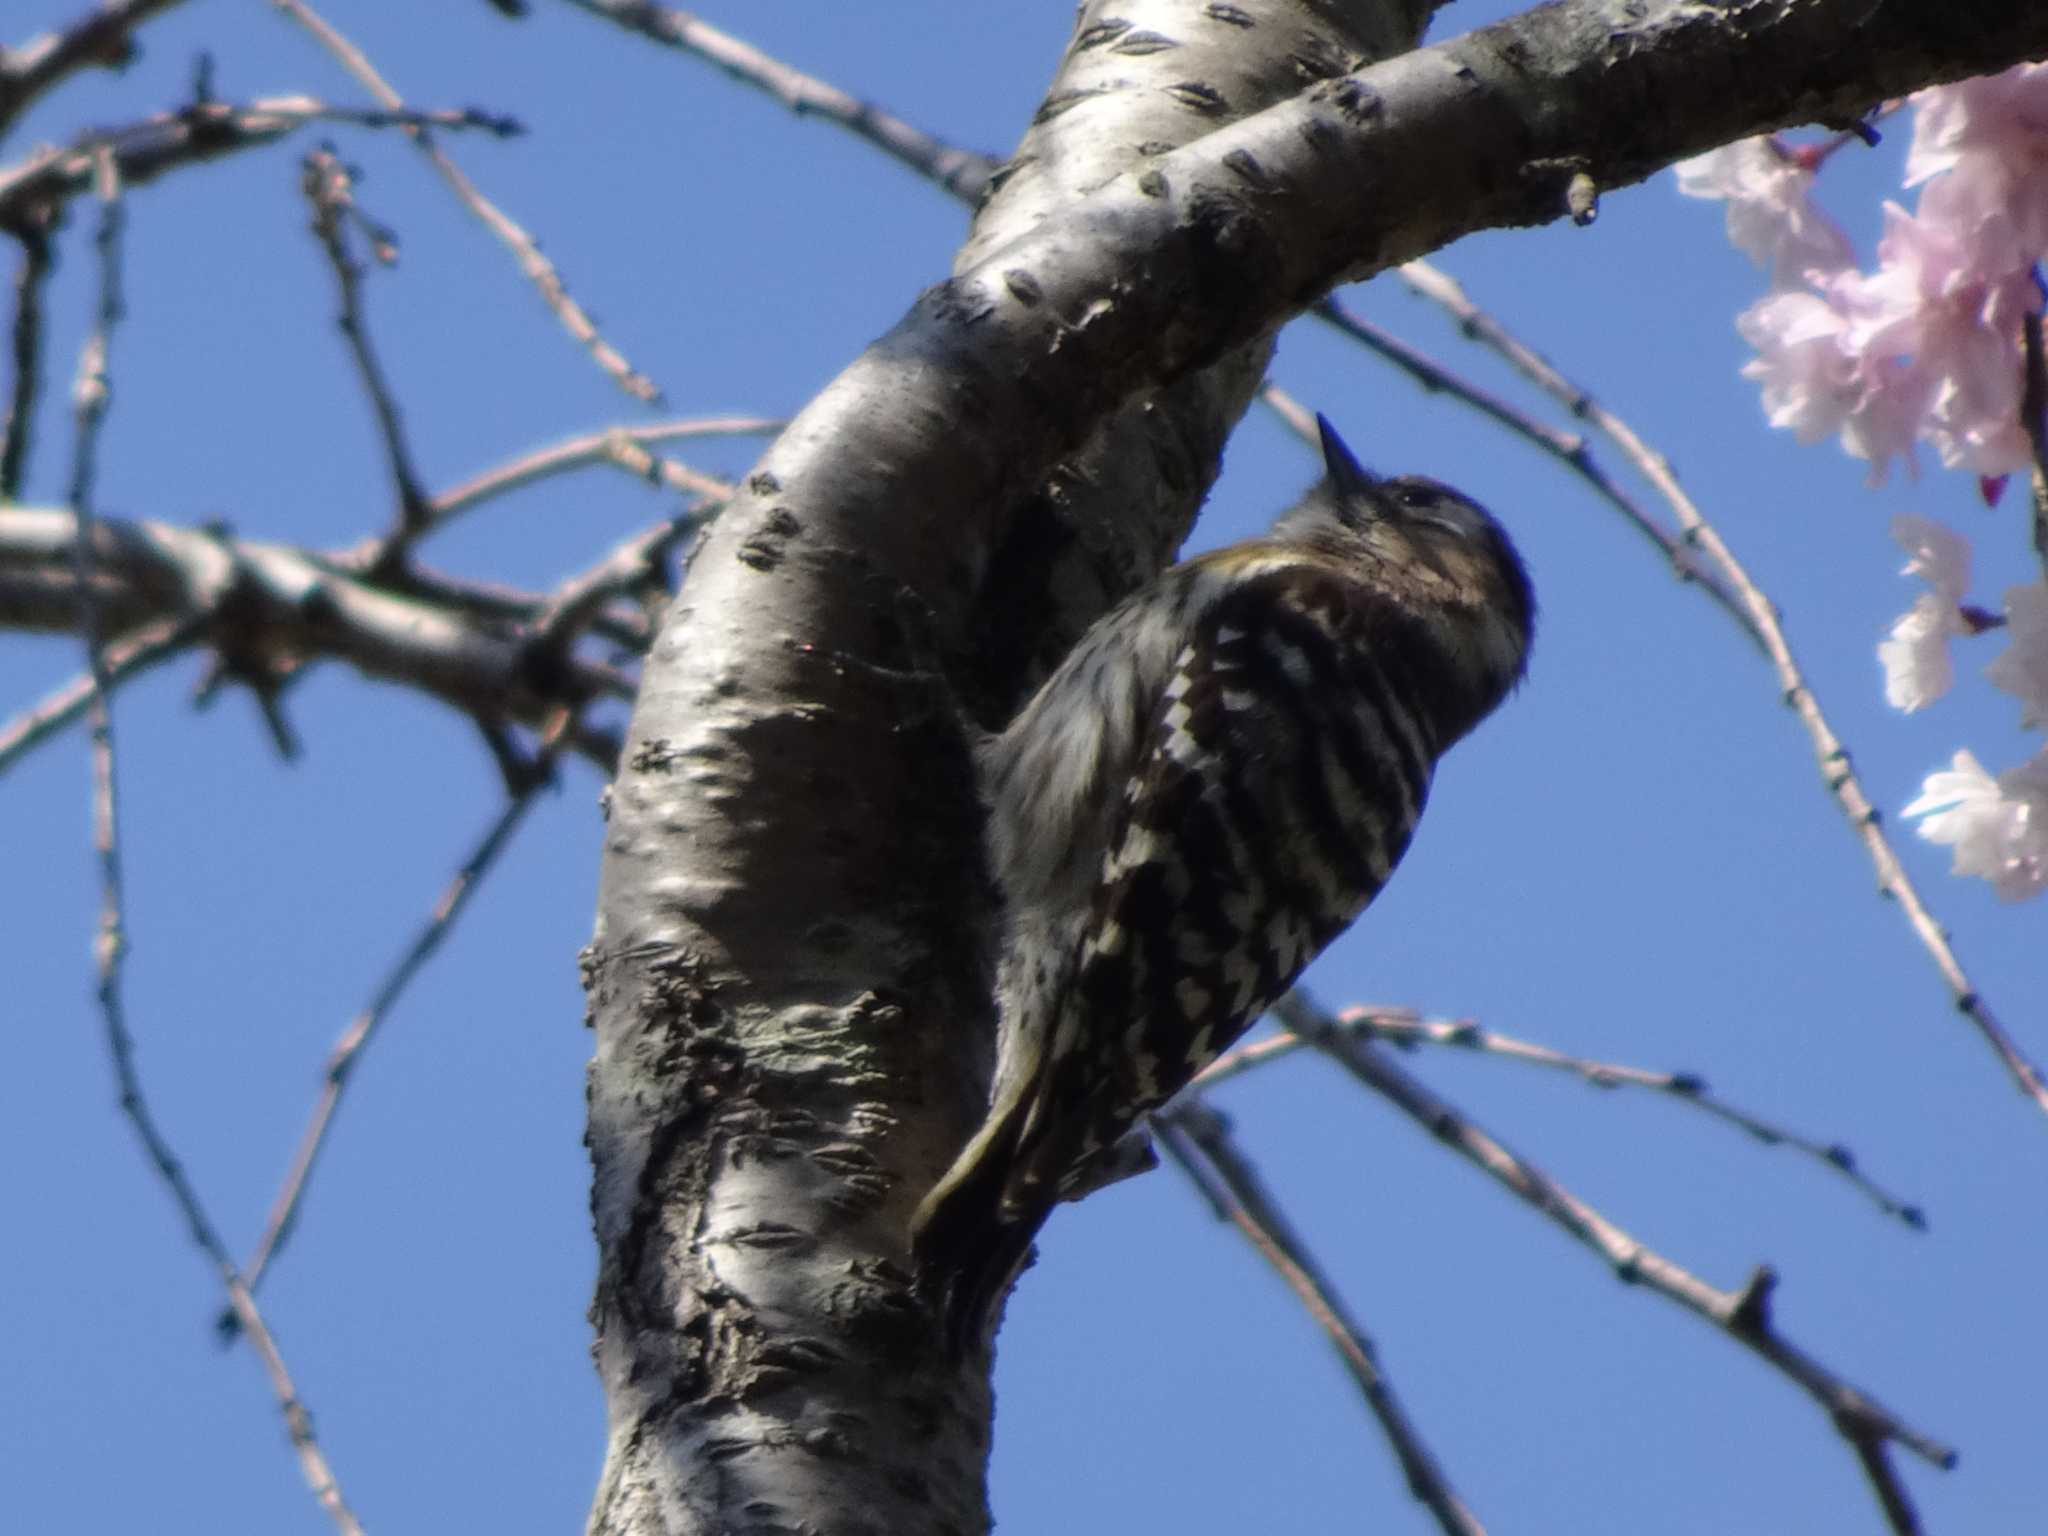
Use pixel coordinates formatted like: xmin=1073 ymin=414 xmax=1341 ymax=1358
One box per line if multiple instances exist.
xmin=1396 ymin=487 xmax=1463 ymax=533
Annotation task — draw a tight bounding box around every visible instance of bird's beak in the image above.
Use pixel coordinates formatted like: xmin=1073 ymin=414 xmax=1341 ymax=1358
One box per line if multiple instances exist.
xmin=1316 ymin=414 xmax=1379 ymax=501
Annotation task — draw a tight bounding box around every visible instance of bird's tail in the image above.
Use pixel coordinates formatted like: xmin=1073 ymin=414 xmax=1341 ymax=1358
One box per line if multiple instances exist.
xmin=910 ymin=1088 xmax=1056 ymax=1353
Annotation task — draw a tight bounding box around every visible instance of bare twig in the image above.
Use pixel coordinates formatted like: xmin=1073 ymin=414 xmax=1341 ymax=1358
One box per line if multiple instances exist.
xmin=2 ymin=212 xmax=52 ymax=495
xmin=0 ymin=95 xmax=516 ymax=232
xmin=1272 ymin=993 xmax=1950 ymax=1536
xmin=239 ymin=715 xmax=570 ymax=1299
xmin=561 ymin=0 xmax=998 ymax=202
xmin=300 ymin=146 xmax=431 ymax=540
xmin=0 ymin=410 xmax=751 ymax=732
xmin=1196 ymin=1000 xmax=1924 ymax=1230
xmin=532 ymin=507 xmax=714 ymax=648
xmin=0 ymin=613 xmax=203 ymax=774
xmin=1156 ymin=1104 xmax=1485 ymax=1536
xmin=424 ymin=413 xmax=766 ymax=537
xmin=1396 ymin=256 xmax=2048 ymax=1123
xmin=264 ymin=0 xmax=662 ymax=402
xmin=70 ymin=152 xmax=123 ymax=958
xmin=1288 ymin=317 xmax=1581 ymax=455
xmin=0 ymin=0 xmax=191 ymax=140
xmin=66 ymin=147 xmax=363 ymax=1536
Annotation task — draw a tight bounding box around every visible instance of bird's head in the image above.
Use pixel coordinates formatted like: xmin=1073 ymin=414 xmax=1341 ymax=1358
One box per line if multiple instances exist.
xmin=1274 ymin=414 xmax=1536 ymax=698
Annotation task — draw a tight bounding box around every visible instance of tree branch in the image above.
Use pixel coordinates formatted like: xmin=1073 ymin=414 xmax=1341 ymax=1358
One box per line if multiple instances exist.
xmin=2021 ymin=310 xmax=2048 ymax=589
xmin=0 ymin=612 xmax=201 ymax=774
xmin=0 ymin=0 xmax=191 ymax=140
xmin=0 ymin=94 xmax=520 ymax=235
xmin=236 ymin=717 xmax=571 ymax=1306
xmin=266 ymin=0 xmax=662 ymax=401
xmin=1197 ymin=999 xmax=1926 ymax=1230
xmin=65 ymin=142 xmax=364 ymax=1536
xmin=300 ymin=146 xmax=433 ymax=543
xmin=1157 ymin=1103 xmax=1485 ymax=1536
xmin=560 ymin=0 xmax=997 ymax=202
xmin=422 ymin=414 xmax=769 ymax=539
xmin=0 ymin=504 xmax=629 ymax=767
xmin=1272 ymin=993 xmax=1952 ymax=1536
xmin=1 ymin=211 xmax=52 ymax=496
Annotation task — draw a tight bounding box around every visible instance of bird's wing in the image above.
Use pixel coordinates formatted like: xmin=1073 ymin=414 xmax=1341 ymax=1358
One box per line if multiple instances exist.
xmin=1000 ymin=563 xmax=1431 ymax=1212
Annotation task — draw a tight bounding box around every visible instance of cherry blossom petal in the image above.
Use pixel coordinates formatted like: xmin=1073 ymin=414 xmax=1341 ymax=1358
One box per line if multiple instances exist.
xmin=1676 ymin=138 xmax=1854 ymax=288
xmin=1904 ymin=748 xmax=2048 ymax=900
xmin=1880 ymin=595 xmax=1960 ymax=711
xmin=1987 ymin=581 xmax=2048 ymax=727
xmin=1891 ymin=512 xmax=1973 ymax=602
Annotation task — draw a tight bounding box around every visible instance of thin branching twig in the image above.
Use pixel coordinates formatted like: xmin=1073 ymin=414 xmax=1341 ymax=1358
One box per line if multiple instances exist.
xmin=239 ymin=714 xmax=572 ymax=1299
xmin=67 ymin=146 xmax=363 ymax=1536
xmin=1156 ymin=1105 xmax=1485 ymax=1536
xmin=1272 ymin=993 xmax=1949 ymax=1536
xmin=2 ymin=214 xmax=54 ymax=496
xmin=0 ymin=95 xmax=518 ymax=231
xmin=301 ymin=146 xmax=431 ymax=540
xmin=424 ymin=414 xmax=766 ymax=538
xmin=1393 ymin=256 xmax=2048 ymax=1123
xmin=0 ymin=614 xmax=204 ymax=775
xmin=1195 ymin=999 xmax=1924 ymax=1230
xmin=265 ymin=0 xmax=662 ymax=402
xmin=561 ymin=0 xmax=997 ymax=202
xmin=532 ymin=508 xmax=715 ymax=647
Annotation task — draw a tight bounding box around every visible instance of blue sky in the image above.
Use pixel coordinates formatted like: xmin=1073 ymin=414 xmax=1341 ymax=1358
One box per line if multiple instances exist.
xmin=3 ymin=3 xmax=2043 ymax=1532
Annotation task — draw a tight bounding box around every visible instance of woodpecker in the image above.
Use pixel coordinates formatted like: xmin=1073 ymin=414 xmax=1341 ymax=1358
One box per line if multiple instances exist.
xmin=913 ymin=416 xmax=1535 ymax=1343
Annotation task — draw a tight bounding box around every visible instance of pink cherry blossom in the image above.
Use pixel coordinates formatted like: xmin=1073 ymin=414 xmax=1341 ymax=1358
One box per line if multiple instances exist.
xmin=1688 ymin=70 xmax=2048 ymax=483
xmin=1906 ymin=64 xmax=2048 ymax=275
xmin=1683 ymin=81 xmax=2048 ymax=899
xmin=1986 ymin=580 xmax=2048 ymax=727
xmin=1675 ymin=139 xmax=1854 ymax=288
xmin=1735 ymin=285 xmax=1929 ymax=479
xmin=1845 ymin=203 xmax=2034 ymax=473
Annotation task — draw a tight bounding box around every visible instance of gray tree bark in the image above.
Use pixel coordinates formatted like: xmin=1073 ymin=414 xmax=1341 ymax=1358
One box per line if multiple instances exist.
xmin=580 ymin=2 xmax=2048 ymax=1532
